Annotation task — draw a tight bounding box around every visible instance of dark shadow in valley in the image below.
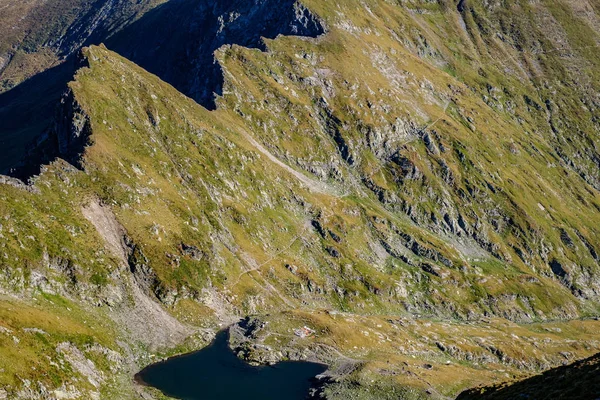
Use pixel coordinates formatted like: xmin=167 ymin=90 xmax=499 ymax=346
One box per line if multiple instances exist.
xmin=0 ymin=0 xmax=324 ymax=180
xmin=135 ymin=329 xmax=327 ymax=400
xmin=456 ymin=352 xmax=600 ymax=400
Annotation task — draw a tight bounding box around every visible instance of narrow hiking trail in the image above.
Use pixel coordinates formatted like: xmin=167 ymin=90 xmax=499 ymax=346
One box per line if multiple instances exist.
xmin=241 ymin=129 xmax=347 ymax=197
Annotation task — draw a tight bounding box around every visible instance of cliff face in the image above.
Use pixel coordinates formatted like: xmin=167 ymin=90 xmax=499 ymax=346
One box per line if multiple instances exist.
xmin=0 ymin=0 xmax=166 ymax=175
xmin=0 ymin=0 xmax=166 ymax=92
xmin=109 ymin=0 xmax=325 ymax=108
xmin=0 ymin=0 xmax=324 ymax=175
xmin=1 ymin=0 xmax=600 ymax=399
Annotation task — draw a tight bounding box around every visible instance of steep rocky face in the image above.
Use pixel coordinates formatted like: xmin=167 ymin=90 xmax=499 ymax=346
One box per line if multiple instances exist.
xmin=0 ymin=0 xmax=324 ymax=176
xmin=5 ymin=55 xmax=93 ymax=179
xmin=0 ymin=0 xmax=166 ymax=92
xmin=0 ymin=0 xmax=166 ymax=175
xmin=53 ymin=89 xmax=92 ymax=163
xmin=109 ymin=0 xmax=325 ymax=109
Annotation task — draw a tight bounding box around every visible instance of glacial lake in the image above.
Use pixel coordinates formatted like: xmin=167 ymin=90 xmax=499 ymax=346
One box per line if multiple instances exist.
xmin=135 ymin=330 xmax=328 ymax=400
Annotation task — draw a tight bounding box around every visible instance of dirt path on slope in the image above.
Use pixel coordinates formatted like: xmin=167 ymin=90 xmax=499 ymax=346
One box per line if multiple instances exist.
xmin=241 ymin=130 xmax=346 ymax=197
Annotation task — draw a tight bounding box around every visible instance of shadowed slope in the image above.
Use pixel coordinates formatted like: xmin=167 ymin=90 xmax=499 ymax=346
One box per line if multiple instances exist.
xmin=457 ymin=352 xmax=600 ymax=400
xmin=0 ymin=60 xmax=75 ymax=176
xmin=0 ymin=0 xmax=324 ymax=178
xmin=108 ymin=0 xmax=325 ymax=110
xmin=0 ymin=0 xmax=166 ymax=91
xmin=0 ymin=0 xmax=165 ymax=176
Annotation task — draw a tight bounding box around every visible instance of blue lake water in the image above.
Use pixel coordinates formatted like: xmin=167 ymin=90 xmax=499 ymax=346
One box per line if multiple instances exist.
xmin=135 ymin=330 xmax=328 ymax=400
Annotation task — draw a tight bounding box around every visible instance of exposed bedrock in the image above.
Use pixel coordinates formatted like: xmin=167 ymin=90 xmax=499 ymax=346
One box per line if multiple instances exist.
xmin=108 ymin=0 xmax=325 ymax=110
xmin=0 ymin=0 xmax=325 ymax=178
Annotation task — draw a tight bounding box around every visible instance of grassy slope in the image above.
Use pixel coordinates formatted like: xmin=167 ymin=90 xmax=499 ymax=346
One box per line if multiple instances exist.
xmin=1 ymin=0 xmax=600 ymax=398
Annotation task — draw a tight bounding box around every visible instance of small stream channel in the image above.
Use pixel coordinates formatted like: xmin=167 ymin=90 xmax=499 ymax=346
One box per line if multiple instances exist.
xmin=135 ymin=330 xmax=328 ymax=400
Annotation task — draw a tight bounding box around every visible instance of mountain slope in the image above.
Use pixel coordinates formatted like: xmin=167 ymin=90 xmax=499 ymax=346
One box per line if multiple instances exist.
xmin=0 ymin=0 xmax=166 ymax=92
xmin=1 ymin=0 xmax=600 ymax=399
xmin=457 ymin=351 xmax=600 ymax=400
xmin=0 ymin=0 xmax=324 ymax=176
xmin=0 ymin=0 xmax=166 ymax=175
xmin=1 ymin=42 xmax=599 ymax=400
